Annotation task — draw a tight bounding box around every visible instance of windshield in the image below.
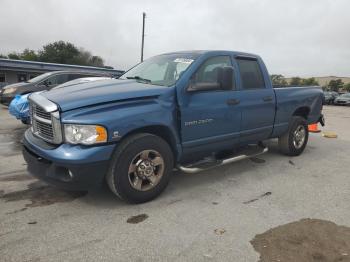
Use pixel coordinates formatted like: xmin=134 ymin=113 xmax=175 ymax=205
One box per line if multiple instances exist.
xmin=340 ymin=93 xmax=350 ymax=98
xmin=119 ymin=54 xmax=198 ymax=86
xmin=27 ymin=72 xmax=54 ymax=83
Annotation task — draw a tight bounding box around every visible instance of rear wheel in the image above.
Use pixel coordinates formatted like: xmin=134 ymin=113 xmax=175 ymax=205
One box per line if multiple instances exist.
xmin=106 ymin=133 xmax=174 ymax=203
xmin=279 ymin=116 xmax=309 ymax=156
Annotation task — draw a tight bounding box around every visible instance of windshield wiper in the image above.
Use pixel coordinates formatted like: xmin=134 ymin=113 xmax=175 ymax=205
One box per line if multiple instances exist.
xmin=126 ymin=76 xmax=152 ymax=83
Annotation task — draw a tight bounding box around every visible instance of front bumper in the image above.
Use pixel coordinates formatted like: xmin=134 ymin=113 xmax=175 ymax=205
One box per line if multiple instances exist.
xmin=23 ymin=129 xmax=116 ymax=190
xmin=334 ymin=100 xmax=350 ymax=105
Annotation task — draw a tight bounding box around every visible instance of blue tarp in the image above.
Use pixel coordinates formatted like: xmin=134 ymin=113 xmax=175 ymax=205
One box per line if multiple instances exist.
xmin=9 ymin=94 xmax=30 ymax=123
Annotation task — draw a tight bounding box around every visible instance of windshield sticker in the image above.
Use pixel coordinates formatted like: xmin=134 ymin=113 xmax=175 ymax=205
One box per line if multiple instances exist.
xmin=174 ymin=58 xmax=194 ymax=64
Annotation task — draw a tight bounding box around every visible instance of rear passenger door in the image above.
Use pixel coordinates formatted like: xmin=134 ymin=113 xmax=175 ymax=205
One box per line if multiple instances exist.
xmin=236 ymin=56 xmax=275 ymax=143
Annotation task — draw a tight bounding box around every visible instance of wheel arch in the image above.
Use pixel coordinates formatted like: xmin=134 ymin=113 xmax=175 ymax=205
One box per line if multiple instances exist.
xmin=121 ymin=125 xmax=179 ymax=160
xmin=292 ymin=106 xmax=310 ymax=120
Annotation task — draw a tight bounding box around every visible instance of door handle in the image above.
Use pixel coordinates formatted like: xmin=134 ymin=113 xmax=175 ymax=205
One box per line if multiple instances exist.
xmin=226 ymin=98 xmax=240 ymax=106
xmin=262 ymin=96 xmax=273 ymax=102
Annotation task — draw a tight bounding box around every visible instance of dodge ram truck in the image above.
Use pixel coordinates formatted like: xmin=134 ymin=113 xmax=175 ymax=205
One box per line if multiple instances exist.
xmin=22 ymin=50 xmax=324 ymax=203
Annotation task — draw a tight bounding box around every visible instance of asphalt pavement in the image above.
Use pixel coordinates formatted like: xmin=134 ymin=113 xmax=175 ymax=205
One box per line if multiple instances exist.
xmin=0 ymin=105 xmax=349 ymax=262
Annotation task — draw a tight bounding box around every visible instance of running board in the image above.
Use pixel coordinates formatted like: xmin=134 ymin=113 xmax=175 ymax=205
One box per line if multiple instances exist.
xmin=177 ymin=146 xmax=268 ymax=174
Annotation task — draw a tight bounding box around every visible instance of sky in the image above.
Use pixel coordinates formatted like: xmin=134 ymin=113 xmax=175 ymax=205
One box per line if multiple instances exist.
xmin=1 ymin=0 xmax=349 ymax=77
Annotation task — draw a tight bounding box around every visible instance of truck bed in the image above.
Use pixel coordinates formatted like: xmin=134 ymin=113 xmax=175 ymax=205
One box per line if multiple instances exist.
xmin=271 ymin=86 xmax=324 ymax=138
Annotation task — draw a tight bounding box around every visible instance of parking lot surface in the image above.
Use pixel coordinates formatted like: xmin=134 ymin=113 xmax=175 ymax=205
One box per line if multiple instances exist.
xmin=1 ymin=105 xmax=350 ymax=262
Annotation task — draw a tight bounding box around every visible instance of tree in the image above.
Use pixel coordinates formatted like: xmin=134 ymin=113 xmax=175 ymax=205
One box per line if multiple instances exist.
xmin=3 ymin=41 xmax=106 ymax=67
xmin=90 ymin=55 xmax=104 ymax=67
xmin=38 ymin=41 xmax=80 ymax=64
xmin=301 ymin=77 xmax=319 ymax=86
xmin=0 ymin=54 xmax=7 ymax=58
xmin=290 ymin=77 xmax=302 ymax=86
xmin=271 ymin=74 xmax=288 ymax=86
xmin=68 ymin=48 xmax=104 ymax=67
xmin=343 ymin=83 xmax=350 ymax=92
xmin=7 ymin=52 xmax=21 ymax=60
xmin=328 ymin=79 xmax=344 ymax=92
xmin=37 ymin=41 xmax=105 ymax=67
xmin=21 ymin=49 xmax=39 ymax=61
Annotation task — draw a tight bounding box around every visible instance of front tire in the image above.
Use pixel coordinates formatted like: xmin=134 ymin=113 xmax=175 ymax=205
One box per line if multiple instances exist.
xmin=21 ymin=119 xmax=30 ymax=125
xmin=279 ymin=116 xmax=309 ymax=156
xmin=106 ymin=133 xmax=174 ymax=203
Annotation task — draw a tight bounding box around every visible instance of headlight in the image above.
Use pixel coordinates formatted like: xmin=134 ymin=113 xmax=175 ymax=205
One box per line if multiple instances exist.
xmin=3 ymin=87 xmax=17 ymax=94
xmin=64 ymin=124 xmax=107 ymax=145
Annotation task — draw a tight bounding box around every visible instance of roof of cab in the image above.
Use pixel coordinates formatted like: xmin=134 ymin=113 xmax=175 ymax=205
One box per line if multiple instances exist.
xmin=161 ymin=50 xmax=259 ymax=58
xmin=46 ymin=70 xmax=111 ymax=76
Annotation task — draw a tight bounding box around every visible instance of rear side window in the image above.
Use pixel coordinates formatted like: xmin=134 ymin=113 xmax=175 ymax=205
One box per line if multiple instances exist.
xmin=236 ymin=58 xmax=265 ymax=89
xmin=68 ymin=74 xmax=92 ymax=81
xmin=68 ymin=74 xmax=81 ymax=81
xmin=47 ymin=74 xmax=68 ymax=85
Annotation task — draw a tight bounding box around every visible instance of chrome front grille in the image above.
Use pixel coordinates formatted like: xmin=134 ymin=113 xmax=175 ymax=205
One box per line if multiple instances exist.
xmin=29 ymin=96 xmax=62 ymax=144
xmin=36 ymin=120 xmax=54 ymax=140
xmin=33 ymin=104 xmax=51 ymax=120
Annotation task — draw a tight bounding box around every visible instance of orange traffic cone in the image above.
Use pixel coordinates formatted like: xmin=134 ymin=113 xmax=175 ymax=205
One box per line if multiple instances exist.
xmin=308 ymin=123 xmax=321 ymax=133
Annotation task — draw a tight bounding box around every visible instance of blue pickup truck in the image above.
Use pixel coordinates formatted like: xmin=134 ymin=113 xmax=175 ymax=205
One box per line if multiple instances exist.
xmin=23 ymin=50 xmax=324 ymax=203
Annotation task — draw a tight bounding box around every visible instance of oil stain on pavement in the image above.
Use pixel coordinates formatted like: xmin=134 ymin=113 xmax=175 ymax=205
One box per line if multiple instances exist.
xmin=1 ymin=181 xmax=87 ymax=208
xmin=127 ymin=214 xmax=148 ymax=224
xmin=251 ymin=218 xmax=350 ymax=262
xmin=243 ymin=192 xmax=272 ymax=204
xmin=0 ymin=173 xmax=35 ymax=182
xmin=0 ymin=127 xmax=27 ymax=156
xmin=249 ymin=157 xmax=266 ymax=164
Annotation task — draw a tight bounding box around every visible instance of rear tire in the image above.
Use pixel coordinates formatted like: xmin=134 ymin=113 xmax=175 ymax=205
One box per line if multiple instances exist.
xmin=279 ymin=116 xmax=309 ymax=156
xmin=106 ymin=133 xmax=174 ymax=203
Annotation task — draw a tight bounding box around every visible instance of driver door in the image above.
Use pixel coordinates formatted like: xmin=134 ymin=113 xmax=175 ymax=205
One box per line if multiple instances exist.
xmin=180 ymin=55 xmax=241 ymax=153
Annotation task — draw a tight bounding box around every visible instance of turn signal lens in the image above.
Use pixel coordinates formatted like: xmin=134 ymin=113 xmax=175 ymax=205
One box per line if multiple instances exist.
xmin=95 ymin=126 xmax=107 ymax=142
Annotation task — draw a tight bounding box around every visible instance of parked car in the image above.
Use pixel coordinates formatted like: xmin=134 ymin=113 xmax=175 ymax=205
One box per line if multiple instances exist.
xmin=334 ymin=93 xmax=350 ymax=106
xmin=0 ymin=83 xmax=9 ymax=89
xmin=0 ymin=71 xmax=110 ymax=106
xmin=8 ymin=77 xmax=111 ymax=124
xmin=323 ymin=91 xmax=339 ymax=105
xmin=22 ymin=50 xmax=324 ymax=203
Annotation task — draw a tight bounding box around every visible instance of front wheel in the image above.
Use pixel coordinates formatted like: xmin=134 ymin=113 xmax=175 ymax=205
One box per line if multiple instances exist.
xmin=21 ymin=118 xmax=30 ymax=125
xmin=278 ymin=116 xmax=309 ymax=156
xmin=106 ymin=133 xmax=174 ymax=203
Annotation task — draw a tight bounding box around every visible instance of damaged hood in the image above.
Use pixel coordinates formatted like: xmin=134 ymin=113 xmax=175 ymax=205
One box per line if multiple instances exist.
xmin=42 ymin=79 xmax=170 ymax=111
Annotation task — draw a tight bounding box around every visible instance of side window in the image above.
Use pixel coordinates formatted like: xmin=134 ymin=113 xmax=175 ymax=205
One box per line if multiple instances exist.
xmin=236 ymin=58 xmax=265 ymax=89
xmin=194 ymin=56 xmax=232 ymax=84
xmin=68 ymin=74 xmax=84 ymax=81
xmin=46 ymin=74 xmax=68 ymax=86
